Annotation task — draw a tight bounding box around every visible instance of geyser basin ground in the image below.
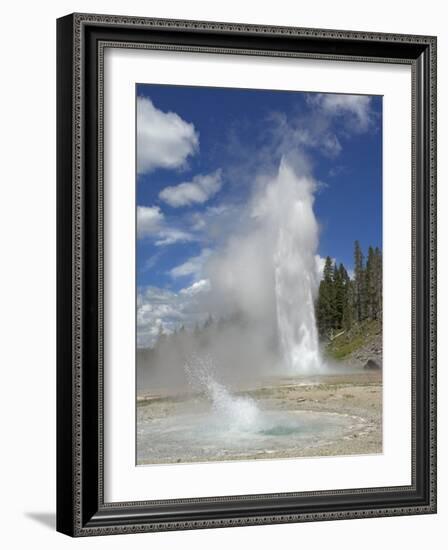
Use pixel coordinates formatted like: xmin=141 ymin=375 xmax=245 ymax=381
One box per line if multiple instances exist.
xmin=138 ymin=409 xmax=365 ymax=464
xmin=137 ymin=369 xmax=382 ymax=465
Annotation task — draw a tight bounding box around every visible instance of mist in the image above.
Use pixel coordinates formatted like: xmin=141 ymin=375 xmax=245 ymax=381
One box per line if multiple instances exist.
xmin=137 ymin=152 xmax=322 ymax=394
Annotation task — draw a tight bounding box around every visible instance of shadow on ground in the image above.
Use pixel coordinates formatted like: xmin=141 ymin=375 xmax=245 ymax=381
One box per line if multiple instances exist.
xmin=25 ymin=512 xmax=56 ymax=530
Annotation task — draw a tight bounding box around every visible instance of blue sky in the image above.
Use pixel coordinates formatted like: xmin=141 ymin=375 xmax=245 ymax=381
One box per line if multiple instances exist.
xmin=136 ymin=83 xmax=382 ymax=347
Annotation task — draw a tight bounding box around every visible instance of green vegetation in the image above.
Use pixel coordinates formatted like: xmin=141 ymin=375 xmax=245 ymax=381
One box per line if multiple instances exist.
xmin=325 ymin=319 xmax=381 ymax=360
xmin=316 ymin=241 xmax=382 ymax=339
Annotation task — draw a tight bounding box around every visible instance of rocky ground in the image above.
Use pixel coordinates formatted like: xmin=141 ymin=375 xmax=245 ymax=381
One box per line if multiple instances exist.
xmin=250 ymin=370 xmax=382 ymax=458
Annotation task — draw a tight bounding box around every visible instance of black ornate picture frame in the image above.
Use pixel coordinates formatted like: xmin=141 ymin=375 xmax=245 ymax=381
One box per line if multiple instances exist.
xmin=57 ymin=13 xmax=437 ymax=537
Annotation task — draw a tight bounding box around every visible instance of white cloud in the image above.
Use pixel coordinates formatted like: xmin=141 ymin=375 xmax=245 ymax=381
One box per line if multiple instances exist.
xmin=137 ymin=288 xmax=185 ymax=347
xmin=142 ymin=252 xmax=162 ymax=272
xmin=137 ymin=205 xmax=194 ymax=246
xmin=265 ymin=93 xmax=374 ymax=165
xmin=137 ymin=282 xmax=210 ymax=347
xmin=266 ymin=111 xmax=342 ymax=159
xmin=159 ymin=169 xmax=223 ymax=208
xmin=308 ymin=93 xmax=373 ymax=132
xmin=137 ymin=96 xmax=199 ymax=174
xmin=321 ymin=133 xmax=342 ymax=157
xmin=136 ymin=205 xmax=164 ymax=237
xmin=154 ymin=228 xmax=194 ymax=247
xmin=180 ymin=278 xmax=211 ymax=296
xmin=169 ymin=249 xmax=212 ymax=280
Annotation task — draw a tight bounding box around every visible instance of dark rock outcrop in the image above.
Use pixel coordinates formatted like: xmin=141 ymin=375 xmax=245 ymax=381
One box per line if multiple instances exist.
xmin=364 ymin=359 xmax=381 ymax=370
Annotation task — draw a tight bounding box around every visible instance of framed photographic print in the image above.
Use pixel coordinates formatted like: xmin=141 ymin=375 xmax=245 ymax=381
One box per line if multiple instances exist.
xmin=56 ymin=13 xmax=437 ymax=536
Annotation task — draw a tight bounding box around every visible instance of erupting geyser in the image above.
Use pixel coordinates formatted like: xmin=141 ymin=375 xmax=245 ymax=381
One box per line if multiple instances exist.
xmin=274 ymin=159 xmax=321 ymax=372
xmin=259 ymin=156 xmax=322 ymax=373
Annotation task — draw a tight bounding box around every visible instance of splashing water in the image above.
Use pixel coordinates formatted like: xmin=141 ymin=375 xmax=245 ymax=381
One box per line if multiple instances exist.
xmin=271 ymin=158 xmax=322 ymax=373
xmin=185 ymin=354 xmax=261 ymax=432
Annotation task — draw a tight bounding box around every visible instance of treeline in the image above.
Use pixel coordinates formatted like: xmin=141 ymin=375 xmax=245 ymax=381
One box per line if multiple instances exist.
xmin=316 ymin=241 xmax=382 ymax=338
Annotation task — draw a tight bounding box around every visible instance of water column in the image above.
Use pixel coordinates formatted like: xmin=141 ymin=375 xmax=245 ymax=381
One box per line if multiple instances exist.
xmin=272 ymin=158 xmax=322 ymax=373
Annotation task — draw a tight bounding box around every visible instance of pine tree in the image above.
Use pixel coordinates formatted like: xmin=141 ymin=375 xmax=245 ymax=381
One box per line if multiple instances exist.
xmin=353 ymin=240 xmax=365 ymax=322
xmin=337 ymin=263 xmax=352 ymax=331
xmin=333 ymin=263 xmax=345 ymax=330
xmin=374 ymin=247 xmax=383 ymax=321
xmin=315 ymin=243 xmax=382 ymax=337
xmin=365 ymin=246 xmax=375 ymax=319
xmin=316 ymin=256 xmax=335 ymax=336
xmin=343 ymin=276 xmax=355 ymax=331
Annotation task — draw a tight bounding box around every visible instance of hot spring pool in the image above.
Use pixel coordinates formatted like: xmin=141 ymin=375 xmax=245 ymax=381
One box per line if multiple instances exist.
xmin=137 ymin=408 xmax=366 ymax=464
